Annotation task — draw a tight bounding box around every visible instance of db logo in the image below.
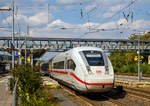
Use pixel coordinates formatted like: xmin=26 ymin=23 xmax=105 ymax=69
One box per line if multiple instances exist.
xmin=96 ymin=70 xmax=102 ymax=73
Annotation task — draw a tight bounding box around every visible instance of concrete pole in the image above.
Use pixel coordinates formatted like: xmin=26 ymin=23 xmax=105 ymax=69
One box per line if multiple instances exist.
xmin=19 ymin=51 xmax=21 ymax=65
xmin=18 ymin=26 xmax=21 ymax=65
xmin=30 ymin=51 xmax=33 ymax=67
xmin=25 ymin=28 xmax=27 ymax=65
xmin=25 ymin=25 xmax=29 ymax=65
xmin=138 ymin=34 xmax=141 ymax=81
xmin=12 ymin=0 xmax=15 ymax=68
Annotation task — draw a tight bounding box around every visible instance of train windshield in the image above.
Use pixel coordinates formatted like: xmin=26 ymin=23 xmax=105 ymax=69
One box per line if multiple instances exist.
xmin=82 ymin=51 xmax=104 ymax=66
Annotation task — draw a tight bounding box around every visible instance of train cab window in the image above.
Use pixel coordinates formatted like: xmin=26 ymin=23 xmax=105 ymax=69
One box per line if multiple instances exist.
xmin=67 ymin=59 xmax=76 ymax=70
xmin=53 ymin=61 xmax=64 ymax=69
xmin=82 ymin=51 xmax=104 ymax=66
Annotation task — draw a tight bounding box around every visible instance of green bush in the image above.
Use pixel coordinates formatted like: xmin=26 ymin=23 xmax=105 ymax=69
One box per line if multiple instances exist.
xmin=141 ymin=63 xmax=150 ymax=74
xmin=114 ymin=63 xmax=150 ymax=75
xmin=8 ymin=77 xmax=16 ymax=92
xmin=11 ymin=64 xmax=56 ymax=106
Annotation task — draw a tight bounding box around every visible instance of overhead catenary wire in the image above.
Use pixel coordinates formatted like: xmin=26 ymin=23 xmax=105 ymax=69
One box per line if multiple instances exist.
xmin=80 ymin=0 xmax=101 ymax=19
xmin=87 ymin=0 xmax=138 ymax=34
xmin=48 ymin=4 xmax=50 ymax=23
xmin=109 ymin=0 xmax=138 ymax=19
xmin=1 ymin=0 xmax=139 ymax=37
xmin=79 ymin=0 xmax=102 ymax=34
xmin=80 ymin=3 xmax=83 ymax=18
xmin=13 ymin=3 xmax=49 ymax=35
xmin=130 ymin=0 xmax=134 ymax=23
xmin=58 ymin=0 xmax=138 ymax=36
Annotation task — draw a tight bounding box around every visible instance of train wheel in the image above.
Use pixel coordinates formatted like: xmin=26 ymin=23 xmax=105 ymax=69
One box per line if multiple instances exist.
xmin=49 ymin=73 xmax=52 ymax=78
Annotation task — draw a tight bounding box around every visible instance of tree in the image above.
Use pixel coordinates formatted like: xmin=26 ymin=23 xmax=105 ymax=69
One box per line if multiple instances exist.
xmin=109 ymin=32 xmax=150 ymax=70
xmin=129 ymin=32 xmax=150 ymax=40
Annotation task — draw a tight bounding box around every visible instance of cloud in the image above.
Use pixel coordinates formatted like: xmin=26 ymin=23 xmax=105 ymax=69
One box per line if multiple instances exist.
xmin=29 ymin=19 xmax=88 ymax=38
xmin=2 ymin=17 xmax=150 ymax=39
xmin=85 ymin=2 xmax=99 ymax=13
xmin=29 ymin=19 xmax=120 ymax=38
xmin=56 ymin=0 xmax=81 ymax=5
xmin=0 ymin=29 xmax=11 ymax=37
xmin=0 ymin=5 xmax=10 ymax=9
xmin=32 ymin=0 xmax=48 ymax=3
xmin=1 ymin=0 xmax=150 ymax=39
xmin=117 ymin=19 xmax=127 ymax=25
xmin=29 ymin=12 xmax=52 ymax=26
xmin=2 ymin=14 xmax=28 ymax=25
xmin=49 ymin=6 xmax=60 ymax=12
xmin=100 ymin=22 xmax=116 ymax=29
xmin=47 ymin=19 xmax=72 ymax=29
xmin=130 ymin=19 xmax=150 ymax=30
xmin=29 ymin=18 xmax=150 ymax=39
xmin=102 ymin=4 xmax=125 ymax=18
xmin=56 ymin=0 xmax=92 ymax=6
xmin=2 ymin=11 xmax=53 ymax=27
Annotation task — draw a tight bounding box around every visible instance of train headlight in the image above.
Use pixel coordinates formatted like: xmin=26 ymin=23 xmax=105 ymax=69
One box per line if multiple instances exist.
xmin=105 ymin=66 xmax=109 ymax=75
xmin=86 ymin=66 xmax=92 ymax=74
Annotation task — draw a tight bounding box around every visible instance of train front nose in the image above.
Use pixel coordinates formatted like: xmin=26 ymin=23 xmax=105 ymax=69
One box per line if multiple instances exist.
xmin=84 ymin=75 xmax=114 ymax=93
xmin=79 ymin=50 xmax=114 ymax=93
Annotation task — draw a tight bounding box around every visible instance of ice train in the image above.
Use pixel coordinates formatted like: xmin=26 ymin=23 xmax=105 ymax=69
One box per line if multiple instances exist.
xmin=48 ymin=47 xmax=114 ymax=93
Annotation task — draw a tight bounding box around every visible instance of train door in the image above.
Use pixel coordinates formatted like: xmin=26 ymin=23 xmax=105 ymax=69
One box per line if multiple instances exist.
xmin=67 ymin=59 xmax=76 ymax=85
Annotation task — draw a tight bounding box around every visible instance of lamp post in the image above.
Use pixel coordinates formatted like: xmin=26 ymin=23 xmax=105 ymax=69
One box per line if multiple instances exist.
xmin=0 ymin=1 xmax=14 ymax=68
xmin=25 ymin=28 xmax=27 ymax=65
xmin=30 ymin=49 xmax=33 ymax=67
xmin=12 ymin=0 xmax=15 ymax=68
xmin=137 ymin=34 xmax=141 ymax=81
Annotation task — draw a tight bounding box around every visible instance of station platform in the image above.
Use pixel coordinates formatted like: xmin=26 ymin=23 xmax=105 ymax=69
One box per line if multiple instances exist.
xmin=42 ymin=76 xmax=60 ymax=88
xmin=0 ymin=73 xmax=12 ymax=106
xmin=42 ymin=76 xmax=85 ymax=106
xmin=115 ymin=75 xmax=150 ymax=88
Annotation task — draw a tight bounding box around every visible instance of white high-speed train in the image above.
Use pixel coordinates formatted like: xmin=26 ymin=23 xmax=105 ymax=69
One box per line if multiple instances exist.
xmin=48 ymin=47 xmax=114 ymax=93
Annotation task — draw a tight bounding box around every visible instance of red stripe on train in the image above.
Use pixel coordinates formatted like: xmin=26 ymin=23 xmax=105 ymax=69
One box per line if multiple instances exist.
xmin=49 ymin=70 xmax=113 ymax=85
xmin=70 ymin=72 xmax=113 ymax=85
xmin=50 ymin=70 xmax=68 ymax=74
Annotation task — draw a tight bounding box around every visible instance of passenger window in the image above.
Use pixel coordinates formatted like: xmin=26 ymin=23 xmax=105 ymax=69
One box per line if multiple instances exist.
xmin=53 ymin=61 xmax=64 ymax=69
xmin=67 ymin=59 xmax=76 ymax=70
xmin=82 ymin=51 xmax=104 ymax=66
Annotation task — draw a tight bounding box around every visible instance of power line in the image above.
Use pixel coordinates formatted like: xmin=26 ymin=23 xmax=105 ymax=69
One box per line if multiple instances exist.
xmin=109 ymin=0 xmax=138 ymax=19
xmin=90 ymin=0 xmax=138 ymax=33
xmin=0 ymin=8 xmax=11 ymax=11
xmin=16 ymin=6 xmax=49 ymax=9
xmin=80 ymin=1 xmax=101 ymax=19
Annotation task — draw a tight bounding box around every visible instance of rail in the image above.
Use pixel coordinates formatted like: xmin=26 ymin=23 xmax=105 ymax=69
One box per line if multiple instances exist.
xmin=123 ymin=87 xmax=150 ymax=100
xmin=61 ymin=84 xmax=126 ymax=106
xmin=12 ymin=78 xmax=19 ymax=106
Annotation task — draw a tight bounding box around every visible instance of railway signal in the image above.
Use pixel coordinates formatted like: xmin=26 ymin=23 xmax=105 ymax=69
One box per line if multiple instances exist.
xmin=134 ymin=56 xmax=144 ymax=62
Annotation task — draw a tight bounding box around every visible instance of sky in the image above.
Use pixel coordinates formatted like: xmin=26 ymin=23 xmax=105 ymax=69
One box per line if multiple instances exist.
xmin=0 ymin=0 xmax=150 ymax=39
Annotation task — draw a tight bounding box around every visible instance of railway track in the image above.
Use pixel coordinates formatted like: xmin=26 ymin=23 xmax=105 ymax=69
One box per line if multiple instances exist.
xmin=123 ymin=86 xmax=150 ymax=101
xmin=61 ymin=84 xmax=127 ymax=106
xmin=114 ymin=84 xmax=150 ymax=99
xmin=60 ymin=85 xmax=94 ymax=106
xmin=100 ymin=94 xmax=127 ymax=106
xmin=43 ymin=76 xmax=150 ymax=106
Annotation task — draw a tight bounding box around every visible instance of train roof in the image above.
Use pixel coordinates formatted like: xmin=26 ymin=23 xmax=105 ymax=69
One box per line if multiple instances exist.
xmin=56 ymin=47 xmax=103 ymax=56
xmin=52 ymin=47 xmax=104 ymax=62
xmin=70 ymin=46 xmax=103 ymax=52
